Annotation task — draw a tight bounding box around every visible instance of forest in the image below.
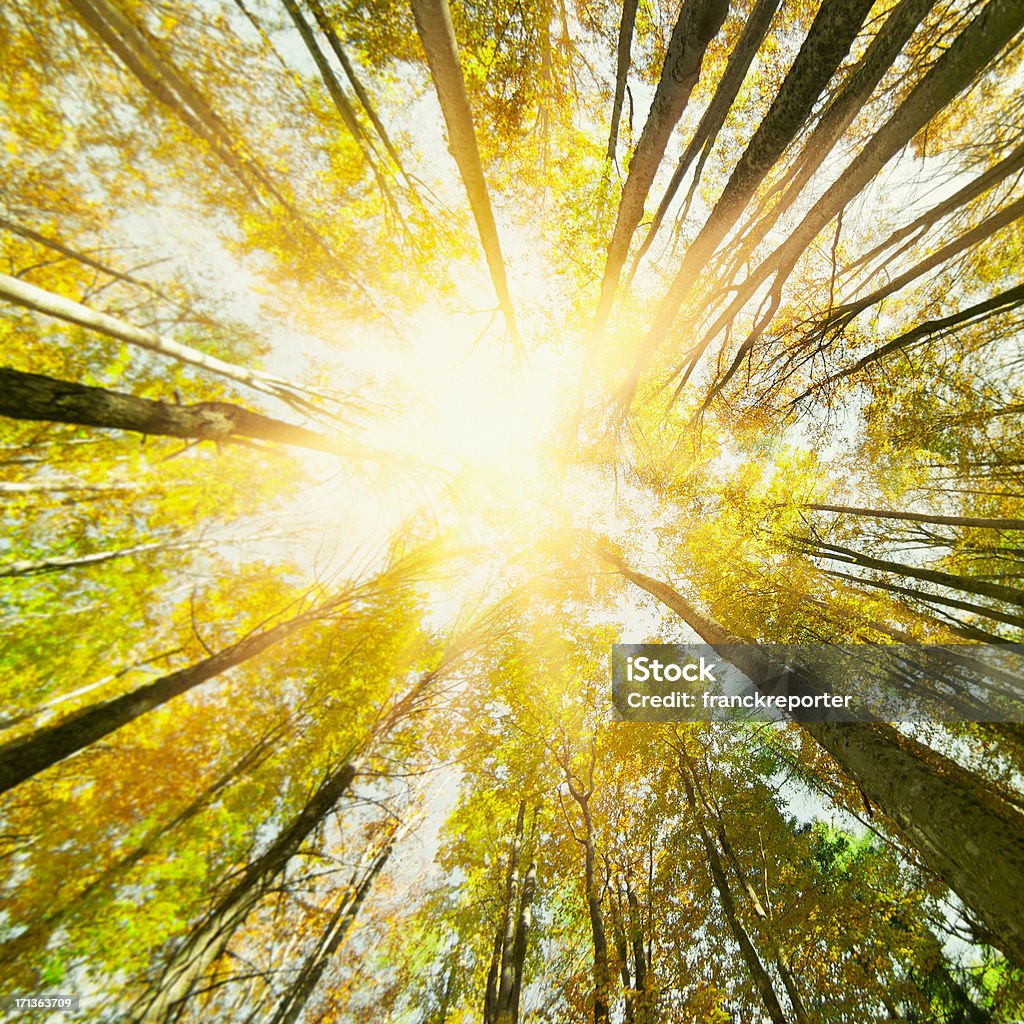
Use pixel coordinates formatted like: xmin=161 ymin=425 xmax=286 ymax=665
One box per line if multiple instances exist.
xmin=1 ymin=0 xmax=1023 ymax=1020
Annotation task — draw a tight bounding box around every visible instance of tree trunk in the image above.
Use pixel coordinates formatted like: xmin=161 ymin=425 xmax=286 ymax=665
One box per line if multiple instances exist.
xmin=594 ymin=0 xmax=730 ymax=334
xmin=267 ymin=826 xmax=397 ymax=1024
xmin=127 ymin=758 xmax=361 ymax=1024
xmin=0 ymin=366 xmax=369 ymax=459
xmin=0 ymin=273 xmax=317 ymax=407
xmin=640 ymin=0 xmax=1024 ymax=409
xmin=0 ymin=596 xmax=338 ymax=795
xmin=677 ymin=756 xmax=790 ymax=1024
xmin=805 ymin=537 xmax=1024 ymax=610
xmin=701 ymin=0 xmax=1024 ymax=401
xmin=409 ymin=0 xmax=518 ymax=340
xmin=625 ymin=0 xmax=782 ymax=289
xmin=792 ymin=281 xmax=1024 ymax=402
xmin=722 ymin=0 xmax=937 ymax=281
xmin=607 ymin=0 xmax=639 ymax=162
xmin=800 ymin=502 xmax=1024 ymax=532
xmin=608 ymin=553 xmax=1024 ymax=966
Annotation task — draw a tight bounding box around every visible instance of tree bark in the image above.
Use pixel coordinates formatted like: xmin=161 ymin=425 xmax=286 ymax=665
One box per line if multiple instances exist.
xmin=0 ymin=595 xmax=338 ymax=795
xmin=594 ymin=0 xmax=730 ymax=334
xmin=641 ymin=0 xmax=1024 ymax=410
xmin=0 ymin=366 xmax=368 ymax=459
xmin=409 ymin=0 xmax=518 ymax=339
xmin=677 ymin=756 xmax=790 ymax=1024
xmin=608 ymin=553 xmax=1024 ymax=966
xmin=699 ymin=0 xmax=1024 ymax=403
xmin=127 ymin=758 xmax=361 ymax=1024
xmin=267 ymin=826 xmax=397 ymax=1024
xmin=625 ymin=0 xmax=782 ymax=289
xmin=800 ymin=502 xmax=1024 ymax=532
xmin=0 ymin=273 xmax=317 ymax=407
xmin=607 ymin=0 xmax=640 ymax=162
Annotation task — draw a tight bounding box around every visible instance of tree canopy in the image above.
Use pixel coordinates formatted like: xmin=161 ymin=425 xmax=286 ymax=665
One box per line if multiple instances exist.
xmin=1 ymin=0 xmax=1023 ymax=1021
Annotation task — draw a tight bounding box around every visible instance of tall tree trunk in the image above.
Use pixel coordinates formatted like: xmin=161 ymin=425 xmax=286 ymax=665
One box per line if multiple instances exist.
xmin=722 ymin=0 xmax=937 ymax=281
xmin=0 ymin=366 xmax=373 ymax=460
xmin=699 ymin=0 xmax=1024 ymax=403
xmin=594 ymin=0 xmax=730 ymax=335
xmin=676 ymin=755 xmax=790 ymax=1024
xmin=792 ymin=281 xmax=1024 ymax=403
xmin=0 ymin=273 xmax=318 ymax=408
xmin=625 ymin=0 xmax=782 ymax=289
xmin=267 ymin=826 xmax=397 ymax=1024
xmin=127 ymin=757 xmax=361 ymax=1024
xmin=508 ymin=859 xmax=537 ymax=1023
xmin=607 ymin=0 xmax=640 ymax=162
xmin=804 ymin=537 xmax=1024 ymax=610
xmin=304 ymin=0 xmax=414 ymax=185
xmin=409 ymin=0 xmax=518 ymax=340
xmin=608 ymin=553 xmax=1024 ymax=966
xmin=487 ymin=800 xmax=526 ymax=1024
xmin=630 ymin=0 xmax=1024 ymax=409
xmin=0 ymin=725 xmax=281 ymax=972
xmin=800 ymin=502 xmax=1024 ymax=532
xmin=0 ymin=593 xmax=341 ymax=795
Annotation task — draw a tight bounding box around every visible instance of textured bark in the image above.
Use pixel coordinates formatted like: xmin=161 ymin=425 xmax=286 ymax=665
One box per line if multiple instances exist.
xmin=0 ymin=273 xmax=315 ymax=406
xmin=0 ymin=535 xmax=212 ymax=579
xmin=607 ymin=0 xmax=640 ymax=161
xmin=0 ymin=599 xmax=334 ymax=796
xmin=723 ymin=0 xmax=937 ymax=280
xmin=631 ymin=0 xmax=1024 ymax=411
xmin=0 ymin=366 xmax=360 ymax=458
xmin=801 ymin=502 xmax=1024 ymax=532
xmin=619 ymin=0 xmax=875 ymax=403
xmin=495 ymin=802 xmax=528 ymax=1019
xmin=697 ymin=0 xmax=1024 ymax=402
xmin=609 ymin=553 xmax=1024 ymax=966
xmin=410 ymin=0 xmax=518 ymax=338
xmin=594 ymin=0 xmax=730 ymax=333
xmin=508 ymin=860 xmax=537 ymax=1023
xmin=792 ymin=281 xmax=1024 ymax=403
xmin=625 ymin=0 xmax=782 ymax=288
xmin=128 ymin=759 xmax=361 ymax=1024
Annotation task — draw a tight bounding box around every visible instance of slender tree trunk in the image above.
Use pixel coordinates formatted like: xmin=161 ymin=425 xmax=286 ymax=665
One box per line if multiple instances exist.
xmin=0 ymin=366 xmax=371 ymax=459
xmin=594 ymin=0 xmax=730 ymax=335
xmin=127 ymin=757 xmax=361 ymax=1024
xmin=607 ymin=0 xmax=640 ymax=162
xmin=508 ymin=859 xmax=537 ymax=1023
xmin=491 ymin=800 xmax=527 ymax=1023
xmin=0 ymin=726 xmax=280 ymax=972
xmin=608 ymin=553 xmax=1024 ymax=966
xmin=792 ymin=281 xmax=1024 ymax=403
xmin=625 ymin=0 xmax=782 ymax=289
xmin=677 ymin=756 xmax=790 ymax=1024
xmin=638 ymin=0 xmax=1024 ymax=409
xmin=0 ymin=273 xmax=316 ymax=407
xmin=722 ymin=0 xmax=937 ymax=280
xmin=409 ymin=0 xmax=518 ymax=339
xmin=304 ymin=0 xmax=414 ymax=184
xmin=805 ymin=537 xmax=1024 ymax=610
xmin=701 ymin=0 xmax=1024 ymax=402
xmin=267 ymin=827 xmax=397 ymax=1024
xmin=0 ymin=594 xmax=341 ymax=795
xmin=800 ymin=502 xmax=1024 ymax=532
